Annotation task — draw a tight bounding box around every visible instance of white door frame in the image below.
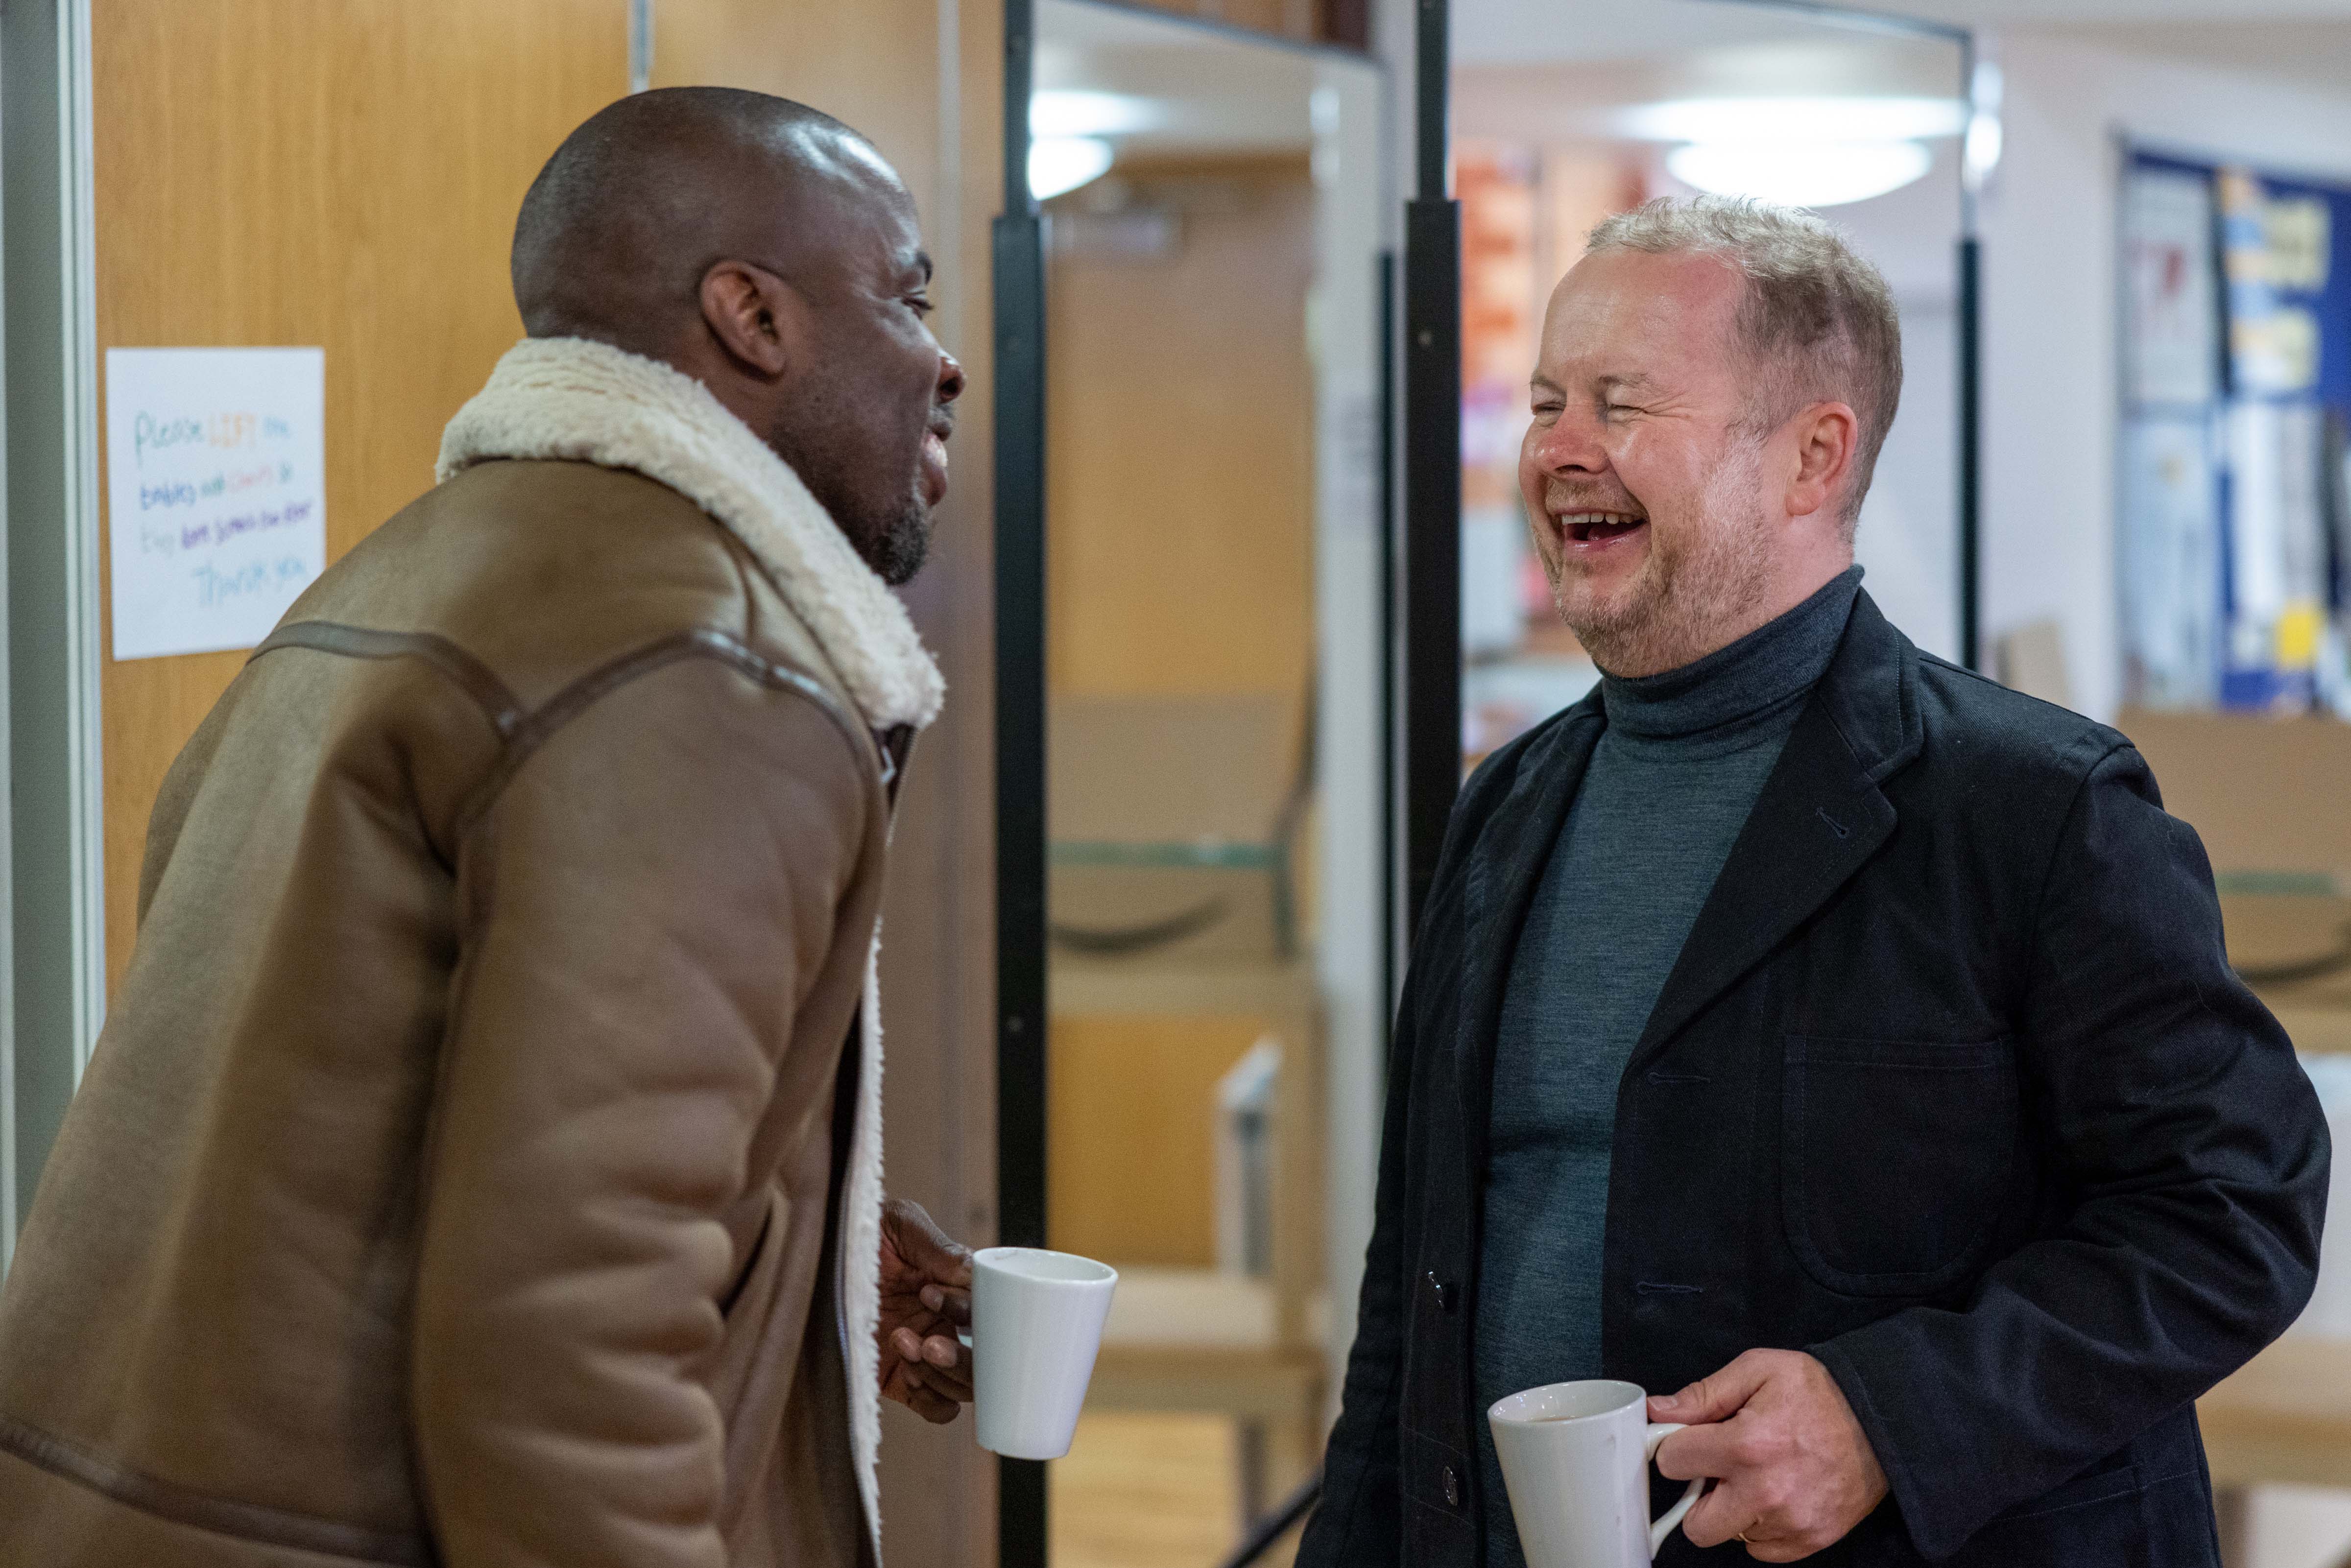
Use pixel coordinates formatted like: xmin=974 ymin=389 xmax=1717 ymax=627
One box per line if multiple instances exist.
xmin=1 ymin=0 xmax=107 ymax=1270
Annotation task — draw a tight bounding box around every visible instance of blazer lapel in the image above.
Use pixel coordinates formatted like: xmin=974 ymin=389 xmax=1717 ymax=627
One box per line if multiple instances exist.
xmin=1627 ymin=591 xmax=1926 ymax=1071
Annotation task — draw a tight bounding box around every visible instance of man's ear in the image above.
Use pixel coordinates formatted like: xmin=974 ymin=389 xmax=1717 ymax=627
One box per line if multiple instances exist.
xmin=1783 ymin=401 xmax=1859 ymax=522
xmin=699 ymin=260 xmax=799 ymax=378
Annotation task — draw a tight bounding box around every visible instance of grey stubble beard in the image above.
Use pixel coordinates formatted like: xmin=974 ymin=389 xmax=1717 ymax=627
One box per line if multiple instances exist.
xmin=1553 ymin=438 xmax=1774 ymax=677
xmin=870 ymin=488 xmax=936 ymax=586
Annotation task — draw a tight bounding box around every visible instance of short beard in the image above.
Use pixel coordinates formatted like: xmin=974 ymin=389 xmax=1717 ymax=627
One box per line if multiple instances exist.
xmin=868 ymin=495 xmax=935 ymax=587
xmin=767 ymin=412 xmax=936 ymax=587
xmin=1559 ymin=439 xmax=1773 ymax=676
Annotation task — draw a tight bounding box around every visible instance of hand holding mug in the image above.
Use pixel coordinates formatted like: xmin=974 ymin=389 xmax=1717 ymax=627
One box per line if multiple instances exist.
xmin=877 ymin=1197 xmax=974 ymax=1423
xmin=1650 ymin=1349 xmax=1888 ymax=1561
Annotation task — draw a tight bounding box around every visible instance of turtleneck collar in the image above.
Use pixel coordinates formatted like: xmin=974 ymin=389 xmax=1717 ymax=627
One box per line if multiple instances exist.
xmin=1598 ymin=565 xmax=1863 ymax=747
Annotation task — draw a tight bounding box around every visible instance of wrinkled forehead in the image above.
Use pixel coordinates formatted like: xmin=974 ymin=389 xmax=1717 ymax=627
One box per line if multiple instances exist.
xmin=1537 ymin=247 xmax=1749 ymax=381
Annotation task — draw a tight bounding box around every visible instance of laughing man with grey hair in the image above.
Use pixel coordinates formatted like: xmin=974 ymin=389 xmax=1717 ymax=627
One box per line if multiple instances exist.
xmin=1586 ymin=197 xmax=1903 ymax=538
xmin=1298 ymin=193 xmax=2324 ymax=1568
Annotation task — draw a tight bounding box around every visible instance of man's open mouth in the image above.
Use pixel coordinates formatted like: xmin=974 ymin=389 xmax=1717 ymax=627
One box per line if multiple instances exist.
xmin=919 ymin=428 xmax=950 ymax=506
xmin=1556 ymin=511 xmax=1647 ymax=545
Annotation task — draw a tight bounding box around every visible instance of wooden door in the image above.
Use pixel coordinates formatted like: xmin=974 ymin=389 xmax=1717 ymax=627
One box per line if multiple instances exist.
xmin=92 ymin=0 xmax=628 ymax=991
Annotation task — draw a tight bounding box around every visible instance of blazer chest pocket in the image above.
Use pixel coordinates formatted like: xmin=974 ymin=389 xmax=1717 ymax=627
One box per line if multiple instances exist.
xmin=1781 ymin=1033 xmax=2018 ymax=1297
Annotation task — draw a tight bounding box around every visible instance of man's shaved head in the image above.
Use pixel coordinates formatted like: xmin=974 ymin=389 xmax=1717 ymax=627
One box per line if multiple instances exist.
xmin=511 ymin=88 xmax=963 ymax=584
xmin=515 ymin=89 xmax=891 ymax=346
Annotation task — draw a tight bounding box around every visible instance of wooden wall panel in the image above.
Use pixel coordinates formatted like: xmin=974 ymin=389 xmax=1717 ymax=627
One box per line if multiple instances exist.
xmin=653 ymin=0 xmax=945 ymax=224
xmin=1045 ymin=160 xmax=1316 ymax=704
xmin=92 ymin=0 xmax=628 ymax=991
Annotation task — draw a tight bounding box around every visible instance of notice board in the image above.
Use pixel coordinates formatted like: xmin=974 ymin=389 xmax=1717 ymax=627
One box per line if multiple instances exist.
xmin=2118 ymin=147 xmax=2351 ymax=715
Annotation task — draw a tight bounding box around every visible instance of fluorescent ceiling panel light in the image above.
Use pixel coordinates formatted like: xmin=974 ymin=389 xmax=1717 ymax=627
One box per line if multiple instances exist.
xmin=1030 ymin=89 xmax=1164 ymax=138
xmin=1618 ymin=95 xmax=1967 ymax=144
xmin=1666 ymin=140 xmax=1934 ymax=209
xmin=1030 ymin=136 xmax=1116 ymax=201
xmin=1964 ymin=61 xmax=2006 ymax=191
xmin=1964 ymin=113 xmax=2004 ymax=190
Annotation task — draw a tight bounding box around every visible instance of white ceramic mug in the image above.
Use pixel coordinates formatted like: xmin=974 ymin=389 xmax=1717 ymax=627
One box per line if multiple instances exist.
xmin=1488 ymin=1379 xmax=1709 ymax=1568
xmin=970 ymin=1246 xmax=1119 ymax=1460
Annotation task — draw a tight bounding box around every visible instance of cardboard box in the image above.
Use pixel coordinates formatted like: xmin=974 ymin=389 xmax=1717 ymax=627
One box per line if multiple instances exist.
xmin=2119 ymin=708 xmax=2351 ymax=1048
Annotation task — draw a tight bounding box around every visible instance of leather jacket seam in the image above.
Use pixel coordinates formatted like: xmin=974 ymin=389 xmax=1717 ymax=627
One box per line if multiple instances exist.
xmin=450 ymin=629 xmax=872 ymax=841
xmin=251 ymin=622 xmax=525 ymax=739
xmin=249 ymin=623 xmax=871 ymax=831
xmin=0 ymin=1410 xmax=428 ymax=1565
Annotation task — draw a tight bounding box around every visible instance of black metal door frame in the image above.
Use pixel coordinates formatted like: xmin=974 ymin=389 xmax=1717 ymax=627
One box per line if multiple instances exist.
xmin=993 ymin=0 xmax=1049 ymax=1560
xmin=1401 ymin=0 xmax=1460 ymax=940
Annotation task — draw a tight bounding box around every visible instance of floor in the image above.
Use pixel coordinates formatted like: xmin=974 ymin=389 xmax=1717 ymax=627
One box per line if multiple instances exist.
xmin=1046 ymin=1419 xmax=2351 ymax=1568
xmin=2239 ymin=1486 xmax=2351 ymax=1568
xmin=1052 ymin=1412 xmax=1304 ymax=1568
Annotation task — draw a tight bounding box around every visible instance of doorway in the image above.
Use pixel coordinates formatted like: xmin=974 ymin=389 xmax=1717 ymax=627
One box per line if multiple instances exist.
xmin=993 ymin=2 xmax=1385 ymax=1564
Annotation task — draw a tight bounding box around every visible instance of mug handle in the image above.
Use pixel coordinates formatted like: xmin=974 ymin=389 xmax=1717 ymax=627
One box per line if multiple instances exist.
xmin=1642 ymin=1423 xmax=1710 ymax=1560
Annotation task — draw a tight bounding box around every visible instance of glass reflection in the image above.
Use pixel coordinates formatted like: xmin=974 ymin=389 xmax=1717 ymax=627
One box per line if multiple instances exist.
xmin=1032 ymin=4 xmax=1385 ymax=1564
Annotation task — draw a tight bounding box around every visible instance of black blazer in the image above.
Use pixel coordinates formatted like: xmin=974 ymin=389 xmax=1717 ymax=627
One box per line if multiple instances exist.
xmin=1299 ymin=592 xmax=2328 ymax=1568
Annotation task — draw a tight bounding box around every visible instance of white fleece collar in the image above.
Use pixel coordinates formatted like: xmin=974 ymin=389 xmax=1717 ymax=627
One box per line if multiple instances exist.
xmin=437 ymin=336 xmax=946 ymax=733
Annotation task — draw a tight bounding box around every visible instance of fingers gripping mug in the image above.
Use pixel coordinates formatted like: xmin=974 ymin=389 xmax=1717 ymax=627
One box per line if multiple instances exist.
xmin=1488 ymin=1380 xmax=1708 ymax=1568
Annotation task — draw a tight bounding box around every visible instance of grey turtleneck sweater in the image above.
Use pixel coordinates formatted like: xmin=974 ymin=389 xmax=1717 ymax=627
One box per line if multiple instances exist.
xmin=1474 ymin=567 xmax=1863 ymax=1568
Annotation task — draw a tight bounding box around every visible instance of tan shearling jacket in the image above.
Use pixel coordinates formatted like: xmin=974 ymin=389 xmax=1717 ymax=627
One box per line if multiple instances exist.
xmin=0 ymin=339 xmax=943 ymax=1568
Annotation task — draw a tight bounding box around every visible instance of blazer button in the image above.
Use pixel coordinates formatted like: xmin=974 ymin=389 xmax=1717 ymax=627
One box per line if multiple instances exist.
xmin=1441 ymin=1465 xmax=1462 ymax=1508
xmin=1426 ymin=1271 xmax=1457 ymax=1314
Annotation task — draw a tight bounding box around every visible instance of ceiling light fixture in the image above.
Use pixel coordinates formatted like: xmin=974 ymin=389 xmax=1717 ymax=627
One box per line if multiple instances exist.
xmin=1030 ymin=89 xmax=1164 ymax=139
xmin=1029 ymin=135 xmax=1116 ymax=201
xmin=1963 ymin=62 xmax=2005 ymax=194
xmin=1612 ymin=95 xmax=1962 ymax=210
xmin=1615 ymin=95 xmax=1967 ymax=145
xmin=1666 ymin=140 xmax=1935 ymax=209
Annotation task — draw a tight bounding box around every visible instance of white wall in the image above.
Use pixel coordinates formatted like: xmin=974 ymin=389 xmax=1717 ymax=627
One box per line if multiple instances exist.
xmin=1979 ymin=33 xmax=2351 ymax=720
xmin=1857 ymin=299 xmax=1962 ymax=663
xmin=1825 ymin=139 xmax=1967 ymax=665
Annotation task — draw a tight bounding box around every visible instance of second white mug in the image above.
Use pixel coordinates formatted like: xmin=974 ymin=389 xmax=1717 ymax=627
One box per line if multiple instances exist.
xmin=1488 ymin=1379 xmax=1708 ymax=1568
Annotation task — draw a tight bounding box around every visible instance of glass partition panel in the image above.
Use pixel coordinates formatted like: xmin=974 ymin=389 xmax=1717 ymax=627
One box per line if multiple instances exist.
xmin=1028 ymin=3 xmax=1386 ymax=1563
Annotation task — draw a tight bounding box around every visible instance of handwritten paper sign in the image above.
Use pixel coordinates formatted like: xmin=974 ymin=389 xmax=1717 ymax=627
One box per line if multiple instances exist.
xmin=105 ymin=347 xmax=327 ymax=660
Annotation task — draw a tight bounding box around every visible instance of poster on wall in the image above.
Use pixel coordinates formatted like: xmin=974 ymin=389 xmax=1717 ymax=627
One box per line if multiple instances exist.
xmin=2220 ymin=163 xmax=2345 ymax=710
xmin=105 ymin=347 xmax=327 ymax=661
xmin=2222 ymin=398 xmax=2327 ymax=710
xmin=2222 ymin=168 xmax=2327 ymax=398
xmin=2124 ymin=166 xmax=2222 ymax=408
xmin=2120 ymin=415 xmax=2221 ymax=709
